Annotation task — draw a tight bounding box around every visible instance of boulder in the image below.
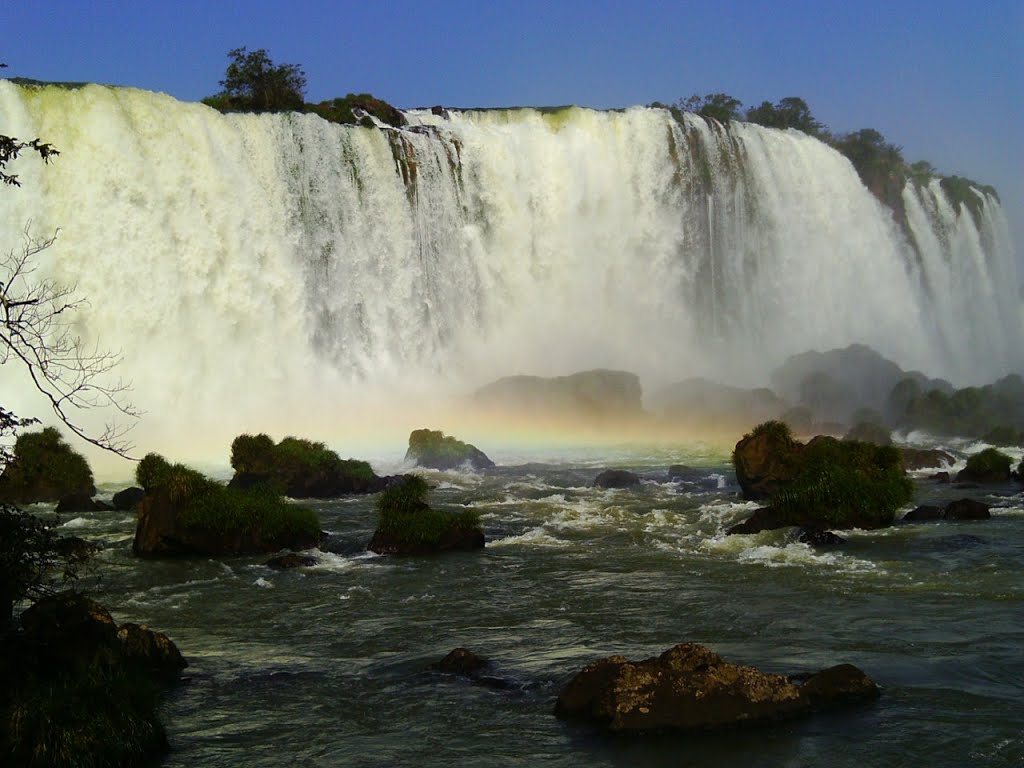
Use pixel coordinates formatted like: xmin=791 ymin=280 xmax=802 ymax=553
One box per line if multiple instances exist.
xmin=732 ymin=423 xmax=803 ymax=500
xmin=796 ymin=527 xmax=846 ymax=546
xmin=55 ymin=493 xmax=111 ymax=514
xmin=430 ymin=647 xmax=515 ymax=690
xmin=592 ymin=469 xmax=640 ymax=489
xmin=667 ymin=464 xmax=692 ymax=481
xmin=928 ymin=471 xmax=950 ymax=483
xmin=902 ymin=505 xmax=943 ymax=522
xmin=898 ymin=448 xmax=955 ymax=471
xmin=554 ymin=642 xmax=877 ymax=733
xmin=942 ymin=498 xmax=991 ymax=520
xmin=265 ymin=552 xmax=317 ymax=569
xmin=367 ymin=475 xmax=485 ymax=556
xmin=405 ymin=429 xmax=494 ymax=471
xmin=19 ymin=592 xmax=121 ymax=669
xmin=726 ymin=507 xmax=785 ymax=534
xmin=117 ymin=623 xmax=188 ymax=681
xmin=367 ymin=525 xmax=484 ymax=556
xmin=112 ymin=486 xmax=146 ymax=511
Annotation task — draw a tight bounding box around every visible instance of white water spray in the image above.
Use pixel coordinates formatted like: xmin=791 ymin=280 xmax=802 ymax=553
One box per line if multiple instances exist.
xmin=0 ymin=82 xmax=1019 ymax=470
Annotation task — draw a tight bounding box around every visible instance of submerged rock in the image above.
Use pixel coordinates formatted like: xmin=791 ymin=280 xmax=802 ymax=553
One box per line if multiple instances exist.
xmin=55 ymin=492 xmax=112 ymax=514
xmin=796 ymin=527 xmax=846 ymax=546
xmin=901 ymin=499 xmax=991 ymax=522
xmin=265 ymin=552 xmax=317 ymax=569
xmin=430 ymin=647 xmax=516 ymax=690
xmin=899 ymin=448 xmax=956 ymax=471
xmin=592 ymin=469 xmax=640 ymax=489
xmin=112 ymin=486 xmax=146 ymax=511
xmin=405 ymin=429 xmax=494 ymax=471
xmin=554 ymin=642 xmax=878 ymax=733
xmin=902 ymin=505 xmax=943 ymax=522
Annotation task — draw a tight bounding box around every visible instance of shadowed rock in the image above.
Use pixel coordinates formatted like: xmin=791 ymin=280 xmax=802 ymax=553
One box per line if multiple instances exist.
xmin=592 ymin=469 xmax=640 ymax=489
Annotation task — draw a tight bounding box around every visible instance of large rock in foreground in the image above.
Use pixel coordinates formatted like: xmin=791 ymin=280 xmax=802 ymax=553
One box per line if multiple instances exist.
xmin=405 ymin=429 xmax=494 ymax=471
xmin=555 ymin=643 xmax=878 ymax=733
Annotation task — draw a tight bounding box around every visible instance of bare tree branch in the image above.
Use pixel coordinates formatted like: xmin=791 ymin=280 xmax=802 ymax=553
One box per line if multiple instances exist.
xmin=2 ymin=227 xmax=139 ymax=459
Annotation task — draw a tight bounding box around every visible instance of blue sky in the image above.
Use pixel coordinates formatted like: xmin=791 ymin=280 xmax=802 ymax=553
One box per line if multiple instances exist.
xmin=4 ymin=0 xmax=1022 ymax=277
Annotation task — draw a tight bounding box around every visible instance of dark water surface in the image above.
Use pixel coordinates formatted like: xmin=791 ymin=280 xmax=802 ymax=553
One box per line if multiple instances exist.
xmin=60 ymin=445 xmax=1024 ymax=767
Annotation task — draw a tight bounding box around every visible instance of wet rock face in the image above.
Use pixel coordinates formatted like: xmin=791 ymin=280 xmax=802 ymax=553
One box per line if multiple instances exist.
xmin=732 ymin=431 xmax=803 ymax=500
xmin=592 ymin=469 xmax=641 ymax=489
xmin=555 ymin=642 xmax=878 ymax=733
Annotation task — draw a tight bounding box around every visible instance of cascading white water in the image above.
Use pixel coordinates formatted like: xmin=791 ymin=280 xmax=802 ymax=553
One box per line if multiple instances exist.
xmin=1 ymin=81 xmax=1020 ymax=469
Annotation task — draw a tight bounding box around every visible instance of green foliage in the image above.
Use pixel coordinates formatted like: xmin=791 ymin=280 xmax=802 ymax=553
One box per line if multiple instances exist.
xmin=229 ymin=433 xmax=376 ymax=489
xmin=748 ymin=420 xmax=795 ymax=443
xmin=0 ymin=427 xmax=95 ymax=503
xmin=375 ymin=476 xmax=481 ymax=547
xmin=4 ymin=667 xmax=166 ymax=767
xmin=678 ymin=93 xmax=744 ymax=124
xmin=963 ymin=447 xmax=1012 ymax=478
xmin=745 ymin=97 xmax=824 ymax=137
xmin=830 ymin=128 xmax=904 ymax=191
xmin=901 ymin=377 xmax=1024 ymax=439
xmin=939 ymin=175 xmax=998 ymax=224
xmin=205 ymin=47 xmax=306 ymax=113
xmin=137 ymin=453 xmax=321 ymax=543
xmin=770 ymin=438 xmax=912 ymax=528
xmin=0 ymin=506 xmax=90 ymax=627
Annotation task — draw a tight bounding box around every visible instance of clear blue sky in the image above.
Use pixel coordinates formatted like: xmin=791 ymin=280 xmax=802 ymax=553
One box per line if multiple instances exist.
xmin=4 ymin=0 xmax=1022 ymax=278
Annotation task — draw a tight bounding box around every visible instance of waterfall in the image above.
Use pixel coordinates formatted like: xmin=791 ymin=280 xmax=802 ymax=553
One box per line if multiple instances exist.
xmin=1 ymin=81 xmax=1020 ymax=468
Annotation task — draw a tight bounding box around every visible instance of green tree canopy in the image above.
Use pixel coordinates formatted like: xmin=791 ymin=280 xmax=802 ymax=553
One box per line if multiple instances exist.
xmin=206 ymin=47 xmax=307 ymax=113
xmin=746 ymin=96 xmax=824 ymax=137
xmin=678 ymin=93 xmax=744 ymax=124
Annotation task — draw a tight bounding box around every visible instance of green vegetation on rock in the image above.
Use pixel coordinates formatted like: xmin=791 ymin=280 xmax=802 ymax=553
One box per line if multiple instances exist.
xmin=0 ymin=427 xmax=95 ymax=504
xmin=229 ymin=433 xmax=378 ymax=496
xmin=373 ymin=476 xmax=480 ymax=549
xmin=960 ymin=447 xmax=1013 ymax=482
xmin=770 ymin=438 xmax=912 ymax=529
xmin=136 ymin=453 xmax=320 ymax=543
xmin=405 ymin=429 xmax=495 ymax=470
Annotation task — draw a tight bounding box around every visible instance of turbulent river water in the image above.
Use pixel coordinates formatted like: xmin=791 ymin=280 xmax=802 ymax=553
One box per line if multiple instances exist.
xmin=44 ymin=442 xmax=1024 ymax=768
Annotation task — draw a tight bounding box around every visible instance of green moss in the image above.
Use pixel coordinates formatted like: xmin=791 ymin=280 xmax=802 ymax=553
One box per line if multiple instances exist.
xmin=4 ymin=667 xmax=166 ymax=767
xmin=940 ymin=176 xmax=997 ymax=225
xmin=375 ymin=476 xmax=480 ymax=547
xmin=770 ymin=438 xmax=912 ymax=529
xmin=964 ymin=447 xmax=1013 ymax=478
xmin=0 ymin=427 xmax=95 ymax=504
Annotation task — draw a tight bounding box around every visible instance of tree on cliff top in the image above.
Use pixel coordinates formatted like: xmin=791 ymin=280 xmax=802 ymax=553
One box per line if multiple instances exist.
xmin=204 ymin=47 xmax=307 ymax=113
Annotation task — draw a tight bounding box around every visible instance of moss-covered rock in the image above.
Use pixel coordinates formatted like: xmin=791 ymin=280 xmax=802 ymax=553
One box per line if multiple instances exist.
xmin=956 ymin=448 xmax=1013 ymax=483
xmin=554 ymin=642 xmax=878 ymax=733
xmin=731 ymin=422 xmax=913 ymax=531
xmin=367 ymin=476 xmax=483 ymax=555
xmin=1 ymin=591 xmax=184 ymax=767
xmin=132 ymin=454 xmax=323 ymax=557
xmin=228 ymin=433 xmax=384 ymax=497
xmin=405 ymin=429 xmax=494 ymax=471
xmin=0 ymin=427 xmax=95 ymax=504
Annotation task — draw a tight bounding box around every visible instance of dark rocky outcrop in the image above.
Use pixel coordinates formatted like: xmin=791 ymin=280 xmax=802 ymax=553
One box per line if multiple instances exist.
xmin=592 ymin=469 xmax=640 ymax=489
xmin=899 ymin=448 xmax=956 ymax=471
xmin=902 ymin=505 xmax=943 ymax=522
xmin=112 ymin=486 xmax=146 ymax=511
xmin=405 ymin=429 xmax=494 ymax=471
xmin=55 ymin=492 xmax=112 ymax=514
xmin=902 ymin=499 xmax=991 ymax=522
xmin=265 ymin=552 xmax=317 ymax=569
xmin=554 ymin=643 xmax=878 ymax=733
xmin=429 ymin=647 xmax=515 ymax=690
xmin=726 ymin=507 xmax=785 ymax=535
xmin=474 ymin=369 xmax=645 ymax=423
xmin=928 ymin=471 xmax=950 ymax=483
xmin=2 ymin=591 xmax=184 ymax=765
xmin=732 ymin=423 xmax=804 ymax=500
xmin=796 ymin=527 xmax=846 ymax=546
xmin=667 ymin=464 xmax=692 ymax=481
xmin=942 ymin=498 xmax=991 ymax=520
